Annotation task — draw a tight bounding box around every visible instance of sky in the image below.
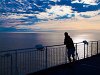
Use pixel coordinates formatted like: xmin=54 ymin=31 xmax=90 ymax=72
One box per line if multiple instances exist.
xmin=0 ymin=0 xmax=100 ymax=32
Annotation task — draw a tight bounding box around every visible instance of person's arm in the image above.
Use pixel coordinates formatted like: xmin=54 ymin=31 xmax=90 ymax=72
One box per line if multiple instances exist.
xmin=64 ymin=38 xmax=66 ymax=45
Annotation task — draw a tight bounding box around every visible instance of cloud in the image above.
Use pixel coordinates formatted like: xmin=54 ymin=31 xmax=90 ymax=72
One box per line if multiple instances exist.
xmin=1 ymin=9 xmax=100 ymax=32
xmin=72 ymin=0 xmax=98 ymax=5
xmin=36 ymin=5 xmax=73 ymax=20
xmin=78 ymin=10 xmax=100 ymax=18
xmin=34 ymin=14 xmax=100 ymax=31
xmin=13 ymin=13 xmax=100 ymax=32
xmin=35 ymin=4 xmax=100 ymax=20
xmin=50 ymin=0 xmax=61 ymax=2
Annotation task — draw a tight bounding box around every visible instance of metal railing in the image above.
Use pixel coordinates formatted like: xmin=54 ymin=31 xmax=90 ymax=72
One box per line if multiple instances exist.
xmin=0 ymin=40 xmax=100 ymax=75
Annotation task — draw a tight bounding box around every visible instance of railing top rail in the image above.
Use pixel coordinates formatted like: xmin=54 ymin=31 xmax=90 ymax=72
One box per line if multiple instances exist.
xmin=89 ymin=41 xmax=99 ymax=42
xmin=0 ymin=47 xmax=35 ymax=53
xmin=0 ymin=40 xmax=99 ymax=53
xmin=45 ymin=44 xmax=64 ymax=47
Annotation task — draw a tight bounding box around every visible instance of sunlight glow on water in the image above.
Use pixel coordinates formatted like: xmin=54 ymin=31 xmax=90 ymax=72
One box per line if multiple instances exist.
xmin=73 ymin=33 xmax=97 ymax=43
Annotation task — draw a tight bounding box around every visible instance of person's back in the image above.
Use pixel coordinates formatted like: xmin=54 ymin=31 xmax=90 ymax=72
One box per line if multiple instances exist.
xmin=64 ymin=35 xmax=74 ymax=49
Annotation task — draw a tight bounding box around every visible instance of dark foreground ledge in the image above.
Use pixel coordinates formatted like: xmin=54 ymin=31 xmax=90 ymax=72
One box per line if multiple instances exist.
xmin=27 ymin=54 xmax=100 ymax=75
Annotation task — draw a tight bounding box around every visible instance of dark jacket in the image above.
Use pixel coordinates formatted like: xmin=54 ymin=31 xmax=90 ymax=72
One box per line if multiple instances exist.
xmin=64 ymin=35 xmax=75 ymax=49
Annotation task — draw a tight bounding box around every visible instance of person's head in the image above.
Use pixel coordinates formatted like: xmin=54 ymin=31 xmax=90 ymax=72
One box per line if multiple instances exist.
xmin=64 ymin=32 xmax=70 ymax=38
xmin=64 ymin=32 xmax=68 ymax=36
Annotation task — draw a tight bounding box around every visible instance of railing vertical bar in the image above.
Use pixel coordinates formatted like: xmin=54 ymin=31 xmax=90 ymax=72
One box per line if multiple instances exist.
xmin=36 ymin=51 xmax=38 ymax=70
xmin=51 ymin=48 xmax=53 ymax=66
xmin=87 ymin=43 xmax=88 ymax=58
xmin=28 ymin=51 xmax=30 ymax=72
xmin=40 ymin=50 xmax=41 ymax=70
xmin=62 ymin=47 xmax=64 ymax=63
xmin=19 ymin=52 xmax=21 ymax=74
xmin=91 ymin=42 xmax=93 ymax=56
xmin=30 ymin=51 xmax=32 ymax=72
xmin=0 ymin=56 xmax=2 ymax=75
xmin=22 ymin=52 xmax=24 ymax=74
xmin=34 ymin=51 xmax=36 ymax=70
xmin=54 ymin=48 xmax=56 ymax=65
xmin=11 ymin=54 xmax=13 ymax=75
xmin=58 ymin=48 xmax=63 ymax=64
xmin=84 ymin=43 xmax=85 ymax=59
xmin=48 ymin=48 xmax=50 ymax=67
xmin=45 ymin=46 xmax=48 ymax=69
xmin=1 ymin=58 xmax=2 ymax=75
xmin=0 ymin=57 xmax=1 ymax=75
xmin=2 ymin=57 xmax=3 ymax=75
xmin=42 ymin=50 xmax=44 ymax=68
xmin=59 ymin=47 xmax=60 ymax=64
xmin=37 ymin=50 xmax=39 ymax=70
xmin=54 ymin=48 xmax=55 ymax=65
xmin=65 ymin=46 xmax=67 ymax=63
xmin=42 ymin=50 xmax=44 ymax=69
xmin=50 ymin=48 xmax=52 ymax=67
xmin=40 ymin=50 xmax=42 ymax=69
xmin=75 ymin=43 xmax=78 ymax=60
xmin=56 ymin=48 xmax=58 ymax=65
xmin=6 ymin=54 xmax=8 ymax=75
xmin=41 ymin=50 xmax=42 ymax=69
xmin=97 ymin=41 xmax=98 ymax=54
xmin=43 ymin=49 xmax=45 ymax=68
xmin=24 ymin=51 xmax=26 ymax=74
xmin=58 ymin=47 xmax=60 ymax=64
xmin=55 ymin=48 xmax=56 ymax=65
xmin=56 ymin=48 xmax=57 ymax=65
xmin=38 ymin=51 xmax=41 ymax=70
xmin=4 ymin=56 xmax=6 ymax=75
xmin=38 ymin=50 xmax=40 ymax=70
xmin=52 ymin=48 xmax=53 ymax=66
xmin=15 ymin=50 xmax=18 ymax=75
xmin=4 ymin=56 xmax=7 ymax=75
xmin=59 ymin=47 xmax=61 ymax=64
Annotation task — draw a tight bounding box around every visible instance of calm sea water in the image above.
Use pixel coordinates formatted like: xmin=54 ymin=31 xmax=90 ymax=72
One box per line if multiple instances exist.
xmin=0 ymin=30 xmax=100 ymax=51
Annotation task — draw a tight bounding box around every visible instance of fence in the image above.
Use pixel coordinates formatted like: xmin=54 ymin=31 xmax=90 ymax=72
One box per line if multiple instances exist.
xmin=0 ymin=40 xmax=100 ymax=75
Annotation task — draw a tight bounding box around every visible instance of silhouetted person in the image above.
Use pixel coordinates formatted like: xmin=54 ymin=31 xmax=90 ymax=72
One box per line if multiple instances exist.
xmin=64 ymin=32 xmax=75 ymax=63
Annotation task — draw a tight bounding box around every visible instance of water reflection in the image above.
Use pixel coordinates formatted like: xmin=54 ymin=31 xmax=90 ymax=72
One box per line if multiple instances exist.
xmin=73 ymin=33 xmax=96 ymax=43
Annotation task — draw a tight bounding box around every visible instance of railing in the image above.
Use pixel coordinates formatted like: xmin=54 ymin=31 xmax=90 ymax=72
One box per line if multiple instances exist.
xmin=0 ymin=40 xmax=100 ymax=75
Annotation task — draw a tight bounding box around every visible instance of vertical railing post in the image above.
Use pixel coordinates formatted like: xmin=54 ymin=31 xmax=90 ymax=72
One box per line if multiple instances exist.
xmin=65 ymin=45 xmax=68 ymax=63
xmin=11 ymin=54 xmax=13 ymax=75
xmin=45 ymin=46 xmax=48 ymax=69
xmin=84 ymin=43 xmax=85 ymax=59
xmin=15 ymin=50 xmax=18 ymax=75
xmin=91 ymin=42 xmax=93 ymax=56
xmin=87 ymin=43 xmax=88 ymax=58
xmin=97 ymin=41 xmax=98 ymax=55
xmin=75 ymin=43 xmax=78 ymax=60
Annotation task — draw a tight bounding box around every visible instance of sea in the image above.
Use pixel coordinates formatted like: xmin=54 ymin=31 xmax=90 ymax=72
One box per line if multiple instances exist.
xmin=0 ymin=30 xmax=100 ymax=51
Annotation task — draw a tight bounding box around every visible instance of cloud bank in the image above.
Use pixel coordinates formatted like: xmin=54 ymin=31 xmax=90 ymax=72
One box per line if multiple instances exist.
xmin=0 ymin=0 xmax=100 ymax=32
